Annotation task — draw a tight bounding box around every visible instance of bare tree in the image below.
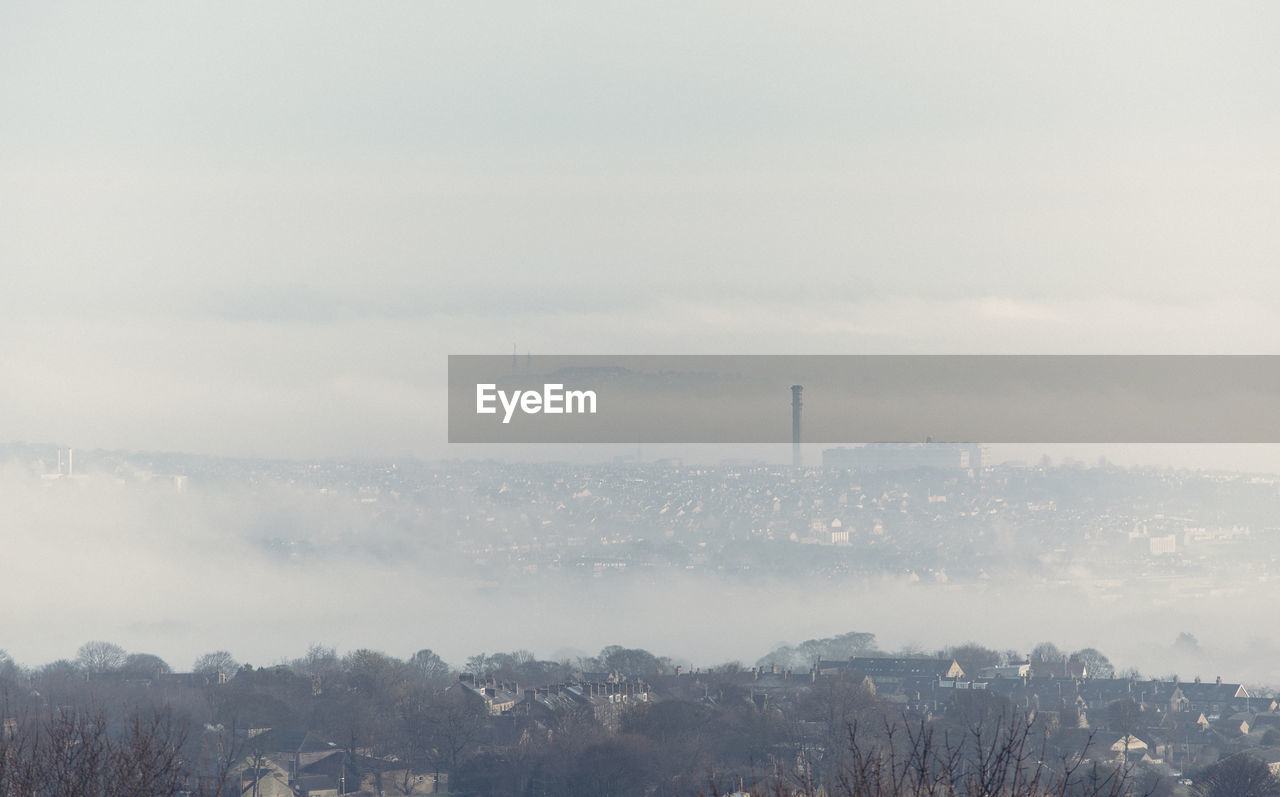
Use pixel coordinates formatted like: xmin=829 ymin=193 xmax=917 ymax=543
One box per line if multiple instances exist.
xmin=104 ymin=710 xmax=188 ymax=797
xmin=0 ymin=649 xmax=22 ymax=687
xmin=76 ymin=641 xmax=128 ymax=674
xmin=408 ymin=648 xmax=452 ymax=687
xmin=192 ymin=650 xmax=239 ymax=678
xmin=826 ymin=711 xmax=1156 ymax=797
xmin=1073 ymin=649 xmax=1116 ymax=679
xmin=1030 ymin=642 xmax=1064 ymax=664
xmin=0 ymin=705 xmax=192 ymax=797
xmin=189 ymin=713 xmax=247 ymax=797
xmin=466 ymin=652 xmax=493 ymax=677
xmin=121 ymin=653 xmax=172 ymax=681
xmin=425 ymin=686 xmax=489 ymax=774
xmin=1193 ymin=753 xmax=1280 ymax=797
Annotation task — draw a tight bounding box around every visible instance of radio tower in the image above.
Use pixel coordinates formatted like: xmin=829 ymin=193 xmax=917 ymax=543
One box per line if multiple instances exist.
xmin=791 ymin=385 xmax=804 ymax=468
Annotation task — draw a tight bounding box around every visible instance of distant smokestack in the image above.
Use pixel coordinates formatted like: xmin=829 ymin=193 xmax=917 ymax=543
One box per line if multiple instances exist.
xmin=791 ymin=385 xmax=804 ymax=467
xmin=68 ymin=449 xmax=73 ymax=477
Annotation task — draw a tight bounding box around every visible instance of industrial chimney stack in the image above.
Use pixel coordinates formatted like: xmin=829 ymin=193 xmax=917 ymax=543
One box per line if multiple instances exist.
xmin=791 ymin=385 xmax=804 ymax=467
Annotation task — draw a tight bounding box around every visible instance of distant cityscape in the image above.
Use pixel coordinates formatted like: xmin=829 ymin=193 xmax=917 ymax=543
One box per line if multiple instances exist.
xmin=8 ymin=441 xmax=1280 ymax=794
xmin=8 ymin=441 xmax=1279 ymax=597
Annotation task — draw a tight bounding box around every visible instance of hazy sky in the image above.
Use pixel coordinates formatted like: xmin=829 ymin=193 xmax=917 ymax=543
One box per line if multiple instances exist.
xmin=3 ymin=2 xmax=1279 ymax=459
xmin=6 ymin=5 xmax=1280 ymax=673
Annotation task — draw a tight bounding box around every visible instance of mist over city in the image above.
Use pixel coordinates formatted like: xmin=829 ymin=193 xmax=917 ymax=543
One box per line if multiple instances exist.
xmin=6 ymin=1 xmax=1280 ymax=794
xmin=4 ymin=442 xmax=1279 ymax=684
xmin=9 ymin=441 xmax=1280 ymax=794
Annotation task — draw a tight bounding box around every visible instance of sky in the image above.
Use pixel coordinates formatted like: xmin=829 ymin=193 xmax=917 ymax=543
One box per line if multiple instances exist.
xmin=5 ymin=4 xmax=1280 ymax=673
xmin=3 ymin=2 xmax=1280 ymax=460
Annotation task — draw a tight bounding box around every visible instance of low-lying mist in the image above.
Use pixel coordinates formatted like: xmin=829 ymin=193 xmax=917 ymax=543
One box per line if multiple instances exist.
xmin=2 ymin=461 xmax=1277 ymax=688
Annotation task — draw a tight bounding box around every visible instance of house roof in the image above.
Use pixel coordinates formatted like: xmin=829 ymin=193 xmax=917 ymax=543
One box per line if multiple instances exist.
xmin=1173 ymin=681 xmax=1249 ymax=701
xmin=817 ymin=657 xmax=964 ymax=679
xmin=298 ymin=750 xmax=399 ymax=779
xmin=1104 ymin=733 xmax=1149 ymax=752
xmin=295 ymin=774 xmax=335 ymax=790
xmin=248 ymin=728 xmax=340 ymax=755
xmin=526 ymin=689 xmax=583 ymax=714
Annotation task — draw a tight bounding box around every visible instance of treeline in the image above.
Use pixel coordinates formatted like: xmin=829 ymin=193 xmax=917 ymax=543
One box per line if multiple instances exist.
xmin=0 ymin=637 xmax=1212 ymax=797
xmin=0 ymin=641 xmax=690 ymax=795
xmin=756 ymin=633 xmax=1118 ymax=680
